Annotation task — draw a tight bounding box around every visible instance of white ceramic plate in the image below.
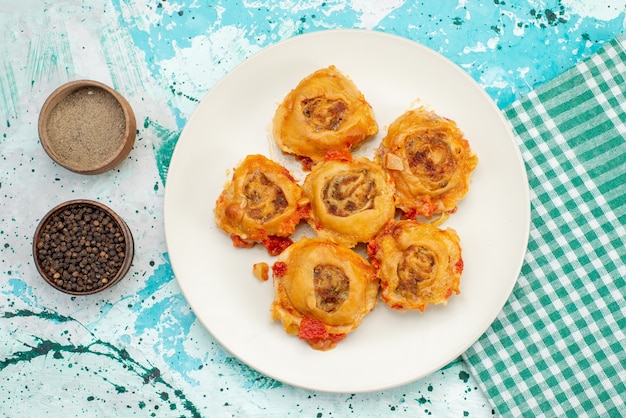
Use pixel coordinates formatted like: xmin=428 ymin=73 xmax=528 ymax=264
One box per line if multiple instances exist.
xmin=164 ymin=29 xmax=530 ymax=393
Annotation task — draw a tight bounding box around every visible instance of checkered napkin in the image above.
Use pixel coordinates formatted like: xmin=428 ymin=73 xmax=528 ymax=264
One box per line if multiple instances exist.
xmin=463 ymin=35 xmax=626 ymax=417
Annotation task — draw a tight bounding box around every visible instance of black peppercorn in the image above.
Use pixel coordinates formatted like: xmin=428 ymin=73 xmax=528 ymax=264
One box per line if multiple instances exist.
xmin=33 ymin=201 xmax=133 ymax=294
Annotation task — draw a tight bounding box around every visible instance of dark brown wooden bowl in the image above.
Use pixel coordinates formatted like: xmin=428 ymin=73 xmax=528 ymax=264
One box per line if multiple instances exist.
xmin=38 ymin=80 xmax=136 ymax=174
xmin=33 ymin=200 xmax=134 ymax=295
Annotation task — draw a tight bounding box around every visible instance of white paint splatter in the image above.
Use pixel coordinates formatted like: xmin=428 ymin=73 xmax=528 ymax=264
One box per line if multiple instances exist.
xmin=350 ymin=0 xmax=406 ymax=29
xmin=277 ymin=17 xmax=300 ymax=39
xmin=561 ymin=0 xmax=625 ymax=21
xmin=158 ymin=26 xmax=261 ymax=119
xmin=463 ymin=41 xmax=487 ymax=54
xmin=243 ymin=0 xmax=338 ymax=15
xmin=517 ymin=66 xmax=532 ymax=89
xmin=481 ymin=67 xmax=509 ymax=89
xmin=517 ymin=67 xmax=530 ymax=77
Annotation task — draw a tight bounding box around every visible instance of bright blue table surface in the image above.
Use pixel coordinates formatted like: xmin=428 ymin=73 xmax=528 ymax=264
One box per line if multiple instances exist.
xmin=1 ymin=1 xmax=623 ymax=416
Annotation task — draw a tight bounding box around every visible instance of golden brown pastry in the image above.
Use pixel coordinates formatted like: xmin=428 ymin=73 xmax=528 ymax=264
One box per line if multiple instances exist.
xmin=376 ymin=107 xmax=477 ymax=221
xmin=367 ymin=220 xmax=463 ymax=311
xmin=272 ymin=65 xmax=378 ymax=165
xmin=271 ymin=237 xmax=379 ymax=350
xmin=303 ymin=154 xmax=396 ymax=248
xmin=214 ymin=154 xmax=309 ymax=255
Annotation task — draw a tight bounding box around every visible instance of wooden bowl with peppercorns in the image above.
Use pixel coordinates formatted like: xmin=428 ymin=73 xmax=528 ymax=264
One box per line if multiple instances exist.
xmin=33 ymin=200 xmax=134 ymax=295
xmin=38 ymin=80 xmax=136 ymax=174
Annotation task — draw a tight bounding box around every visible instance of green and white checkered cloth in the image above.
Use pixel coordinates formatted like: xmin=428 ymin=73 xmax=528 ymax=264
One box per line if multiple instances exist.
xmin=463 ymin=35 xmax=626 ymax=417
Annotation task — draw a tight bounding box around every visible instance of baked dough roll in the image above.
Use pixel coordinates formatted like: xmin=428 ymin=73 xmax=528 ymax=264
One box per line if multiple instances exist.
xmin=303 ymin=155 xmax=396 ymax=248
xmin=214 ymin=154 xmax=308 ymax=255
xmin=376 ymin=107 xmax=477 ymax=220
xmin=271 ymin=238 xmax=379 ymax=350
xmin=272 ymin=65 xmax=378 ymax=164
xmin=367 ymin=220 xmax=463 ymax=311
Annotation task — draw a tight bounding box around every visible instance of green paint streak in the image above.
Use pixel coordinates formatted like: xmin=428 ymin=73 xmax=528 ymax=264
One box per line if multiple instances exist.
xmin=25 ymin=31 xmax=73 ymax=87
xmin=100 ymin=26 xmax=144 ymax=96
xmin=0 ymin=60 xmax=19 ymax=123
xmin=145 ymin=117 xmax=180 ymax=185
xmin=0 ymin=308 xmax=202 ymax=417
xmin=0 ymin=339 xmax=89 ymax=371
xmin=3 ymin=308 xmax=75 ymax=323
xmin=168 ymin=84 xmax=200 ymax=102
xmin=223 ymin=355 xmax=283 ymax=390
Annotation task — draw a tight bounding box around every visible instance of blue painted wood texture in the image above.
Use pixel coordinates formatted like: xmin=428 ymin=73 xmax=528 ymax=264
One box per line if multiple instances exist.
xmin=0 ymin=1 xmax=623 ymax=416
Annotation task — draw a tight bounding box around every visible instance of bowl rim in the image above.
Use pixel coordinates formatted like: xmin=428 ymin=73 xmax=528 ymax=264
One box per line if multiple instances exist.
xmin=38 ymin=79 xmax=137 ymax=175
xmin=32 ymin=199 xmax=134 ymax=295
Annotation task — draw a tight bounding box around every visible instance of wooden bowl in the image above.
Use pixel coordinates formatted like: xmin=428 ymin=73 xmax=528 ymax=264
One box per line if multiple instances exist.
xmin=33 ymin=200 xmax=134 ymax=295
xmin=38 ymin=80 xmax=136 ymax=174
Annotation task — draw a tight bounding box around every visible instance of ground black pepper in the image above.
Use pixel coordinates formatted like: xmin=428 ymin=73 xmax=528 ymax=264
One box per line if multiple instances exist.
xmin=35 ymin=203 xmax=127 ymax=293
xmin=45 ymin=86 xmax=125 ymax=170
